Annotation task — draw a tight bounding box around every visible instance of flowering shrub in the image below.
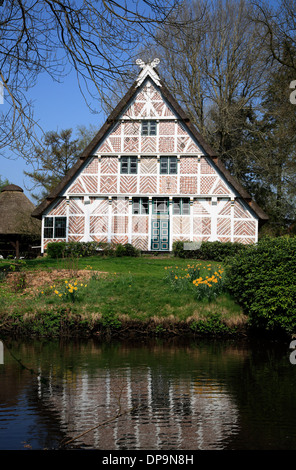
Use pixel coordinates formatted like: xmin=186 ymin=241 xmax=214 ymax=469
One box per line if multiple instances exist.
xmin=165 ymin=263 xmax=225 ymax=301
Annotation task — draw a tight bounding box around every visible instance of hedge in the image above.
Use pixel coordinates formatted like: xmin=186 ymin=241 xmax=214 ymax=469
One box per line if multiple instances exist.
xmin=172 ymin=240 xmax=247 ymax=262
xmin=46 ymin=241 xmax=140 ymax=259
xmin=224 ymin=236 xmax=296 ymax=334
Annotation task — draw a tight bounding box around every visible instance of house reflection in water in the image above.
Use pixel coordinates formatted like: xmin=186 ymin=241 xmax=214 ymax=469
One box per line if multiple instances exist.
xmin=44 ymin=366 xmax=238 ymax=450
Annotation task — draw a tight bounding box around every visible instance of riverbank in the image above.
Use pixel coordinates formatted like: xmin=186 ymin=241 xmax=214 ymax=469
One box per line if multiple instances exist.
xmin=0 ymin=255 xmax=248 ymax=339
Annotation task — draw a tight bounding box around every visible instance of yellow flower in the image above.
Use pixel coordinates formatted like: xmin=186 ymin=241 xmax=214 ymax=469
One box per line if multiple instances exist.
xmin=59 ymin=294 xmax=62 ymax=297
xmin=69 ymin=289 xmax=73 ymax=293
xmin=65 ymin=280 xmax=68 ymax=284
xmin=54 ymin=290 xmax=59 ymax=295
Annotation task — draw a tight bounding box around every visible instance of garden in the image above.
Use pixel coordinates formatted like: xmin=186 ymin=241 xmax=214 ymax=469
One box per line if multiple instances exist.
xmin=0 ymin=236 xmax=295 ymax=338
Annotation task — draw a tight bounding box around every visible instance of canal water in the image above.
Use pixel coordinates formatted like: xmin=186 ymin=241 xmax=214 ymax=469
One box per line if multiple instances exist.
xmin=0 ymin=337 xmax=295 ymax=451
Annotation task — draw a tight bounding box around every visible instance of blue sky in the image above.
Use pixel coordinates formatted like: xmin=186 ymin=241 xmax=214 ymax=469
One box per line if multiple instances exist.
xmin=1 ymin=70 xmax=105 ymax=202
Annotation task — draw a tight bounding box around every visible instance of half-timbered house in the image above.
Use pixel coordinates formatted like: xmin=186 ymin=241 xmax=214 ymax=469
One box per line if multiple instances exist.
xmin=32 ymin=59 xmax=268 ymax=253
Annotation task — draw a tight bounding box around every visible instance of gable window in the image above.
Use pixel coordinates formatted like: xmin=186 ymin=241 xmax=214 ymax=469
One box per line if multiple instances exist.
xmin=121 ymin=156 xmax=138 ymax=174
xmin=160 ymin=156 xmax=177 ymax=174
xmin=132 ymin=197 xmax=149 ymax=214
xmin=173 ymin=198 xmax=190 ymax=215
xmin=44 ymin=216 xmax=67 ymax=239
xmin=142 ymin=120 xmax=157 ymax=136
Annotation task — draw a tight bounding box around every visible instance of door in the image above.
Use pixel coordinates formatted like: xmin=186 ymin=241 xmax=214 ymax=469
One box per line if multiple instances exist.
xmin=151 ymin=219 xmax=169 ymax=251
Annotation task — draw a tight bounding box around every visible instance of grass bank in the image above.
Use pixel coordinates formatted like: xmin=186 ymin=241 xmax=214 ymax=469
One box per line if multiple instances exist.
xmin=0 ymin=255 xmax=247 ymax=339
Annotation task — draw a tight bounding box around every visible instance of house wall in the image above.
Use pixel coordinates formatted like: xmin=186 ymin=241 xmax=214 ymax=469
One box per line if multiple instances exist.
xmin=41 ymin=80 xmax=258 ymax=252
xmin=42 ymin=155 xmax=258 ymax=252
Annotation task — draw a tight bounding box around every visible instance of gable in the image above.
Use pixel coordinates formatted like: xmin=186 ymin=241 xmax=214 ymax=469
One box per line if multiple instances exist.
xmin=93 ymin=79 xmax=203 ymax=156
xmin=31 ymin=63 xmax=268 ymax=224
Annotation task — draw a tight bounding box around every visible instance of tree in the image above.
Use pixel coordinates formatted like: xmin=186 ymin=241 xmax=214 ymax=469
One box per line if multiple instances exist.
xmin=249 ymin=61 xmax=296 ymax=230
xmin=0 ymin=176 xmax=10 ymax=191
xmin=24 ymin=127 xmax=97 ymax=202
xmin=251 ymin=0 xmax=296 ymax=70
xmin=0 ymin=0 xmax=182 ymax=159
xmin=144 ymin=0 xmax=271 ymax=183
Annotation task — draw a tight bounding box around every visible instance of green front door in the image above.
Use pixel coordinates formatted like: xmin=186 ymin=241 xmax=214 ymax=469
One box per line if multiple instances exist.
xmin=151 ymin=219 xmax=169 ymax=251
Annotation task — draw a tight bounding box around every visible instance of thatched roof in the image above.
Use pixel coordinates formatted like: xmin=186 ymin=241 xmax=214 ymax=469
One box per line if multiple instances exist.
xmin=0 ymin=184 xmax=40 ymax=237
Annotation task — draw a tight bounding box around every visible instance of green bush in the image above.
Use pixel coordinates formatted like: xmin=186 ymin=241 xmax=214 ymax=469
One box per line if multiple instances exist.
xmin=46 ymin=241 xmax=139 ymax=258
xmin=172 ymin=240 xmax=246 ymax=261
xmin=224 ymin=236 xmax=296 ymax=334
xmin=114 ymin=243 xmax=140 ymax=257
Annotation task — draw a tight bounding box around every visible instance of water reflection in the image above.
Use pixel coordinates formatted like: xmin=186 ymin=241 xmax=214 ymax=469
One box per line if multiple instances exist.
xmin=0 ymin=338 xmax=295 ymax=450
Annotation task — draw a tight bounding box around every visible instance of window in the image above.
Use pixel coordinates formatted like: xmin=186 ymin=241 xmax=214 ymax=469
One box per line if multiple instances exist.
xmin=121 ymin=156 xmax=138 ymax=174
xmin=152 ymin=198 xmax=169 ymax=215
xmin=160 ymin=156 xmax=177 ymax=174
xmin=142 ymin=120 xmax=157 ymax=136
xmin=132 ymin=197 xmax=149 ymax=214
xmin=44 ymin=217 xmax=67 ymax=239
xmin=173 ymin=198 xmax=190 ymax=215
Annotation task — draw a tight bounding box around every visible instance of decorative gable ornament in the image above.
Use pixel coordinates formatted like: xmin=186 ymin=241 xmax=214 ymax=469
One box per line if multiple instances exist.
xmin=135 ymin=58 xmax=162 ymax=87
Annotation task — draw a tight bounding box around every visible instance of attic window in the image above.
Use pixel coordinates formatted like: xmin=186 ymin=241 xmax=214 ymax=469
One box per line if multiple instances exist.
xmin=44 ymin=216 xmax=66 ymax=239
xmin=141 ymin=120 xmax=157 ymax=136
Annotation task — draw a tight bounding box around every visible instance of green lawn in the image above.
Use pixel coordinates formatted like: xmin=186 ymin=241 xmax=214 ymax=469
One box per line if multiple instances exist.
xmin=0 ymin=255 xmax=246 ymax=336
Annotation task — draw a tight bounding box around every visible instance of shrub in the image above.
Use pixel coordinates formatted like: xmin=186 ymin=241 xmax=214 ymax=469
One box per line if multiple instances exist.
xmin=114 ymin=243 xmax=140 ymax=257
xmin=46 ymin=241 xmax=140 ymax=258
xmin=172 ymin=240 xmax=246 ymax=261
xmin=224 ymin=236 xmax=296 ymax=334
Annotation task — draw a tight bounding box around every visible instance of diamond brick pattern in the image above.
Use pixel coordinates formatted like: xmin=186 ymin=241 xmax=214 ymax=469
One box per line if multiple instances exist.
xmin=193 ymin=217 xmax=202 ymax=234
xmin=200 ymin=176 xmax=217 ymax=194
xmin=82 ymin=157 xmax=98 ymax=174
xmin=124 ymin=122 xmax=140 ymax=135
xmin=180 ymin=176 xmax=197 ymax=194
xmin=100 ymin=176 xmax=117 ymax=193
xmin=90 ymin=235 xmax=108 ymax=243
xmin=159 ymin=176 xmax=177 ymax=194
xmin=111 ymin=235 xmax=128 ymax=245
xmin=67 ymin=179 xmax=85 ymax=194
xmin=112 ymin=198 xmax=129 ymax=214
xmin=234 ymin=201 xmax=252 ymax=219
xmin=139 ymin=176 xmax=157 ymax=193
xmin=101 ymin=157 xmax=118 ymax=174
xmin=141 ymin=136 xmax=157 ymax=153
xmin=140 ymin=158 xmax=157 ymax=174
xmin=49 ymin=199 xmax=67 ymax=216
xmin=173 ymin=216 xmax=190 ymax=235
xmin=217 ymin=217 xmax=231 ymax=236
xmin=217 ymin=200 xmax=231 ymax=216
xmin=234 ymin=237 xmax=255 ymax=244
xmin=159 ymin=121 xmax=175 ymax=135
xmin=234 ymin=220 xmax=256 ymax=236
xmin=159 ymin=137 xmax=174 ymax=152
xmin=90 ymin=216 xmax=108 ymax=233
xmin=124 ymin=137 xmax=139 ymax=152
xmin=68 ymin=216 xmax=85 ymax=234
xmin=81 ymin=175 xmax=98 ymax=193
xmin=193 ymin=200 xmax=211 ymax=215
xmin=132 ymin=216 xmax=148 ymax=233
xmin=212 ymin=179 xmax=230 ymax=195
xmin=180 ymin=157 xmax=198 ymax=174
xmin=112 ymin=216 xmax=128 ymax=233
xmin=120 ymin=176 xmax=137 ymax=193
xmin=131 ymin=236 xmax=148 ymax=251
xmin=202 ymin=217 xmax=211 ymax=235
xmin=200 ymin=158 xmax=216 ymax=174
